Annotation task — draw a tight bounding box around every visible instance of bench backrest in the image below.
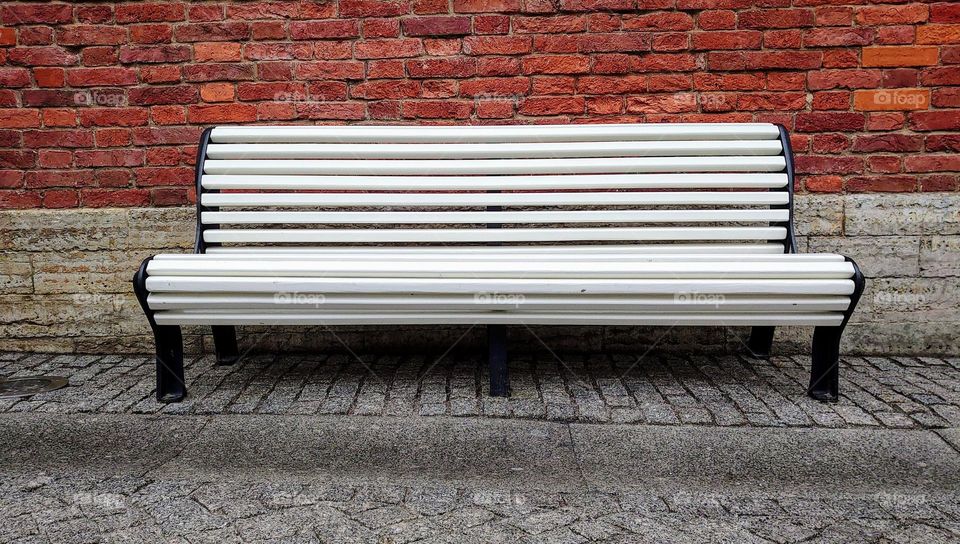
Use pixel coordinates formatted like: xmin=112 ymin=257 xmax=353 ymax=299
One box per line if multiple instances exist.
xmin=194 ymin=123 xmax=795 ymax=255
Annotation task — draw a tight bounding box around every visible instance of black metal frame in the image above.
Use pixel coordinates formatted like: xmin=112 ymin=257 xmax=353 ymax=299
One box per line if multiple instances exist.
xmin=744 ymin=125 xmax=864 ymax=401
xmin=136 ymin=124 xmax=863 ymax=404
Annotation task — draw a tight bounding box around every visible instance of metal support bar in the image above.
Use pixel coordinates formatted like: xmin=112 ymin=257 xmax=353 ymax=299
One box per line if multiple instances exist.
xmin=212 ymin=325 xmax=239 ymax=366
xmin=746 ymin=326 xmax=776 ymax=359
xmin=133 ymin=257 xmax=186 ymax=403
xmin=488 ymin=324 xmax=509 ymax=397
xmin=808 ymin=257 xmax=865 ymax=402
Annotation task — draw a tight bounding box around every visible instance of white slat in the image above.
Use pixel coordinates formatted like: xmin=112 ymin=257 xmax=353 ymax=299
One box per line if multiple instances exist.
xmin=209 ymin=123 xmax=782 ymax=144
xmin=144 ymin=277 xmax=856 ymax=296
xmin=202 ymin=227 xmax=786 ymax=243
xmin=200 ymin=209 xmax=790 ymax=225
xmin=152 ymin=311 xmax=842 ymax=326
xmin=155 ymin=252 xmax=842 ymax=262
xmin=205 ymin=140 xmax=783 ymax=160
xmin=146 ymin=259 xmax=853 ymax=279
xmin=201 ymin=173 xmax=789 ymax=190
xmin=147 ymin=293 xmax=851 ymax=312
xmin=202 ymin=156 xmax=787 ymax=176
xmin=204 ymin=244 xmax=789 ymax=255
xmin=201 ymin=191 xmax=791 ymax=208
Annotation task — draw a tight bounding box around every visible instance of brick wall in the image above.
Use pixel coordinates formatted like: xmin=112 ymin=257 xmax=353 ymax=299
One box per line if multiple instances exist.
xmin=0 ymin=1 xmax=958 ymax=355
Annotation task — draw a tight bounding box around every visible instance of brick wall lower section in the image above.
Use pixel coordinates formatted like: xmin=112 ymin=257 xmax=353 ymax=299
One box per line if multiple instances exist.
xmin=1 ymin=197 xmax=957 ymax=356
xmin=0 ymin=1 xmax=959 ymax=209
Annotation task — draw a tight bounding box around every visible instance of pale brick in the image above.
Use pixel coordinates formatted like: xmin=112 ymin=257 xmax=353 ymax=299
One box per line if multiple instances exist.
xmin=807 ymin=236 xmax=920 ymax=278
xmin=920 ymin=236 xmax=960 ymax=277
xmin=844 ymin=194 xmax=960 ymax=236
xmin=794 ymin=194 xmax=844 ymax=236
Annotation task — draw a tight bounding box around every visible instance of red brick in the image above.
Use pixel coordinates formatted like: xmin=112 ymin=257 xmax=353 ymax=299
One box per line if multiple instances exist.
xmin=42 ymin=190 xmax=78 ymax=208
xmin=296 ymin=61 xmax=365 ymax=80
xmin=355 ymin=39 xmax=422 ymax=59
xmin=1 ymin=4 xmax=72 ymax=24
xmin=0 ymin=109 xmax=40 ymax=128
xmin=623 ymin=12 xmax=694 ymax=31
xmin=141 ymin=65 xmax=182 ymax=84
xmin=804 ymin=175 xmax=843 ymax=193
xmin=522 ymin=55 xmax=590 ymax=75
xmin=520 ymin=96 xmax=584 ymax=115
xmin=290 ymin=20 xmax=359 ymax=40
xmin=513 ymin=16 xmax=586 ymax=34
xmin=698 ymin=10 xmax=736 ymax=30
xmin=796 ymin=112 xmax=865 ymax=132
xmin=464 ymin=36 xmax=531 ymax=55
xmin=8 ymin=46 xmax=77 ymax=66
xmin=187 ymin=104 xmax=257 ymax=123
xmin=135 ymin=167 xmax=193 ymax=186
xmin=403 ymin=16 xmax=471 ymax=36
xmin=0 ymin=28 xmax=15 ymax=46
xmin=364 ymin=18 xmax=401 ymax=38
xmin=627 ymin=94 xmax=697 ymax=114
xmin=863 ymin=46 xmax=939 ymax=68
xmin=119 ymin=45 xmax=190 ymax=64
xmin=407 ymin=57 xmax=476 ymax=78
xmin=81 ymin=189 xmax=150 ymax=207
xmin=847 ymin=176 xmax=916 ymax=192
xmin=76 ymin=5 xmax=113 ymax=24
xmin=865 ymin=112 xmax=905 ymax=131
xmin=808 ymin=70 xmax=881 ymax=91
xmin=402 ymin=100 xmax=472 ymax=118
xmin=920 ymin=175 xmax=959 ymax=192
xmin=58 ymin=25 xmax=126 ymax=46
xmin=97 ymin=128 xmax=133 ymax=147
xmin=708 ymin=51 xmax=821 ymax=71
xmin=0 ymin=67 xmax=29 ymax=87
xmin=921 ymin=67 xmax=960 ymax=86
xmin=296 ymin=102 xmax=366 ymax=120
xmin=931 ymin=3 xmax=960 ymax=23
xmin=116 ymin=3 xmax=185 ymax=23
xmin=184 ymin=63 xmax=254 ymax=82
xmin=18 ymin=27 xmax=53 ymax=46
xmin=423 ymin=38 xmax=462 ymax=56
xmin=82 ymin=47 xmax=119 ymax=67
xmin=910 ymin=111 xmax=960 ymax=131
xmin=692 ymin=31 xmax=762 ymax=50
xmin=855 ymin=4 xmax=928 ymax=26
xmin=803 ymin=28 xmax=873 ymax=47
xmin=926 ymin=135 xmax=960 ymax=153
xmin=227 ymin=2 xmax=298 ymax=20
xmin=454 ymin=0 xmax=520 ymax=13
xmin=175 ymin=23 xmax=250 ymax=42
xmin=129 ymin=85 xmax=198 ymax=105
xmin=194 ymin=42 xmax=242 ymax=62
xmin=918 ymin=25 xmax=960 ymax=45
xmin=0 ymin=191 xmax=42 ymax=209
xmin=23 ymin=129 xmax=93 ymax=148
xmin=352 ymin=79 xmax=420 ymax=99
xmin=79 ymin=108 xmax=149 ymax=127
xmin=65 ymin=67 xmax=137 ymax=87
xmin=201 ymin=81 xmax=234 ymax=102
xmin=75 ymin=149 xmax=144 ymax=167
xmin=794 ymin=155 xmax=863 ymax=175
xmin=341 ymin=0 xmax=408 ymax=17
xmin=854 ymin=88 xmax=930 ymax=111
xmin=475 ymin=15 xmax=509 ymax=34
xmin=739 ymin=9 xmax=814 ymax=29
xmin=816 ymin=6 xmax=852 ymax=26
xmin=0 ymin=170 xmax=23 ymax=188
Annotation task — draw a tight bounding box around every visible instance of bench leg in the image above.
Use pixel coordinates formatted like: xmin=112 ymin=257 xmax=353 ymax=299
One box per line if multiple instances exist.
xmin=809 ymin=326 xmax=842 ymax=402
xmin=487 ymin=324 xmax=509 ymax=397
xmin=154 ymin=325 xmax=186 ymax=403
xmin=212 ymin=325 xmax=239 ymax=366
xmin=745 ymin=326 xmax=776 ymax=359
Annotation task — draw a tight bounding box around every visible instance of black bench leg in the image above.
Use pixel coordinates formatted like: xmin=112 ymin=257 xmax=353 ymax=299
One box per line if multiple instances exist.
xmin=809 ymin=326 xmax=842 ymax=402
xmin=745 ymin=326 xmax=775 ymax=359
xmin=154 ymin=325 xmax=186 ymax=403
xmin=488 ymin=324 xmax=509 ymax=397
xmin=212 ymin=325 xmax=239 ymax=366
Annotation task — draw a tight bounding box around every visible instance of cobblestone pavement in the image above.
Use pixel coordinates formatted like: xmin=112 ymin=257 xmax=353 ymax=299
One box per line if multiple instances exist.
xmin=2 ymin=351 xmax=959 ymax=429
xmin=3 ymin=351 xmax=960 ymax=543
xmin=3 ymin=474 xmax=959 ymax=544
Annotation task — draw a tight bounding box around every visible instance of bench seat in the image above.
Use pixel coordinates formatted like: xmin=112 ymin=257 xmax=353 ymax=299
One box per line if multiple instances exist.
xmin=133 ymin=122 xmax=864 ymax=405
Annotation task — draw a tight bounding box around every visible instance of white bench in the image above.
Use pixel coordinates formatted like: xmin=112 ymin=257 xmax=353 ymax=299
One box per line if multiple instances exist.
xmin=132 ymin=123 xmax=864 ymax=404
